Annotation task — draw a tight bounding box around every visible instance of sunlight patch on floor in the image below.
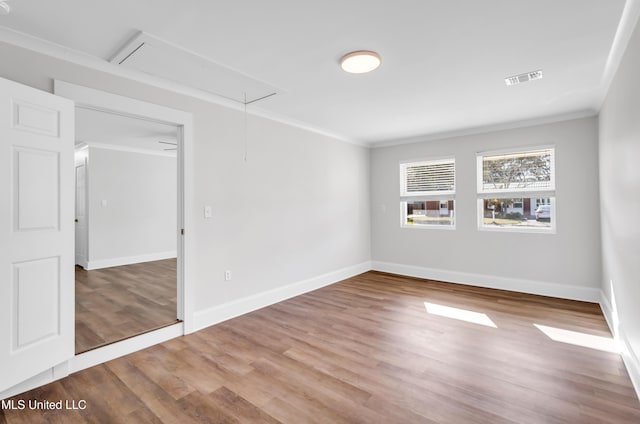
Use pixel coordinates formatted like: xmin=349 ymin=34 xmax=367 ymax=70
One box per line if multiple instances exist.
xmin=534 ymin=324 xmax=619 ymax=353
xmin=424 ymin=302 xmax=497 ymax=328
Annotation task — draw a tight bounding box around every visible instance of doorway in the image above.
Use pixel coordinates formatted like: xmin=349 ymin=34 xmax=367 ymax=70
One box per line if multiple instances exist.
xmin=73 ymin=108 xmax=180 ymax=353
xmin=54 ymin=80 xmax=195 ymax=358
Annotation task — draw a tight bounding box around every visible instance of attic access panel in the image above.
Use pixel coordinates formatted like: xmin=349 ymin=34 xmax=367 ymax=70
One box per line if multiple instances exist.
xmin=110 ymin=32 xmax=283 ymax=104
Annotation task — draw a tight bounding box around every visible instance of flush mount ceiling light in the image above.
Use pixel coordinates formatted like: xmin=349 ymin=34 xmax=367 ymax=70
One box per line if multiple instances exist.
xmin=0 ymin=1 xmax=10 ymax=15
xmin=340 ymin=50 xmax=382 ymax=74
xmin=505 ymin=69 xmax=543 ymax=86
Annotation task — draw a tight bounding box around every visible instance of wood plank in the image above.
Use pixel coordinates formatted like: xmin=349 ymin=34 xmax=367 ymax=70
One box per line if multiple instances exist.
xmin=3 ymin=271 xmax=639 ymax=423
xmin=75 ymin=259 xmax=177 ymax=353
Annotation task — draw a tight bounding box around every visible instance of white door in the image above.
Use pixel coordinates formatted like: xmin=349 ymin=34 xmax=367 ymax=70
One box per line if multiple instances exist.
xmin=0 ymin=77 xmax=75 ymax=392
xmin=74 ymin=148 xmax=88 ymax=267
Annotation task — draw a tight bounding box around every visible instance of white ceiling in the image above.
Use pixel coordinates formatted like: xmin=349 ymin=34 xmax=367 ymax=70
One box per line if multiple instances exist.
xmin=0 ymin=0 xmax=633 ymax=145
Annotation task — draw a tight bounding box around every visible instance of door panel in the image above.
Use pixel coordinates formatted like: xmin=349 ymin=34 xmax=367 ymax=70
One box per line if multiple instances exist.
xmin=12 ymin=100 xmax=60 ymax=137
xmin=13 ymin=257 xmax=60 ymax=348
xmin=14 ymin=147 xmax=60 ymax=231
xmin=0 ymin=76 xmax=74 ymax=392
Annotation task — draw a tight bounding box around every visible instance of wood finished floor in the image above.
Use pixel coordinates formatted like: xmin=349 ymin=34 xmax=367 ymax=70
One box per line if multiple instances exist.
xmin=75 ymin=259 xmax=178 ymax=353
xmin=2 ymin=271 xmax=639 ymax=423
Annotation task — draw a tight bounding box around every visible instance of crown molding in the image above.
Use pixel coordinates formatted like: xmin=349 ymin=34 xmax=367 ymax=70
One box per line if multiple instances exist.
xmin=370 ymin=109 xmax=597 ymax=148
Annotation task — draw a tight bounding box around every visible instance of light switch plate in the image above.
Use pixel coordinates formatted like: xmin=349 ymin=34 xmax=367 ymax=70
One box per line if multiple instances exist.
xmin=204 ymin=205 xmax=212 ymax=218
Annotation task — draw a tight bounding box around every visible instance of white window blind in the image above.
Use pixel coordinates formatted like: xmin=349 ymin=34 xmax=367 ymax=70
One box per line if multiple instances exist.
xmin=400 ymin=159 xmax=455 ymax=198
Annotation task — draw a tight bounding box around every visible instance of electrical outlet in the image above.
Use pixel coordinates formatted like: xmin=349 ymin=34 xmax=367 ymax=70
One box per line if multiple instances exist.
xmin=224 ymin=270 xmax=232 ymax=281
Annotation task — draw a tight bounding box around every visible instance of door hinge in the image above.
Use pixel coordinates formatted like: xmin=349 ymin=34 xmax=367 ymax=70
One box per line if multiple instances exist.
xmin=181 ymin=228 xmax=184 ymax=235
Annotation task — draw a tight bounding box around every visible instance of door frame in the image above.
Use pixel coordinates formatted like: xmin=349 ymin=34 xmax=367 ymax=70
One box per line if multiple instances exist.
xmin=53 ymin=81 xmax=195 ymax=357
xmin=74 ymin=144 xmax=89 ymax=268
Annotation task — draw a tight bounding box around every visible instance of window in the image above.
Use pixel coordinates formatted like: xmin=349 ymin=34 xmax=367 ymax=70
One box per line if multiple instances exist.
xmin=400 ymin=158 xmax=455 ymax=228
xmin=477 ymin=147 xmax=555 ymax=232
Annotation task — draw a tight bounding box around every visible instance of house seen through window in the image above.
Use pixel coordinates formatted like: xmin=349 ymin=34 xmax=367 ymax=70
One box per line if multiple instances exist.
xmin=477 ymin=147 xmax=555 ymax=231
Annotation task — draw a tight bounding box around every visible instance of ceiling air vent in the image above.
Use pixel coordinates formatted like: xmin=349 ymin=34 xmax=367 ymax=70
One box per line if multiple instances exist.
xmin=504 ymin=69 xmax=543 ymax=86
xmin=110 ymin=32 xmax=283 ymax=104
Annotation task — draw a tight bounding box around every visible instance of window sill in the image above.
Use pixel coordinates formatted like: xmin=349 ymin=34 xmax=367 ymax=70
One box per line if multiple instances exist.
xmin=401 ymin=224 xmax=456 ymax=231
xmin=478 ymin=224 xmax=556 ymax=234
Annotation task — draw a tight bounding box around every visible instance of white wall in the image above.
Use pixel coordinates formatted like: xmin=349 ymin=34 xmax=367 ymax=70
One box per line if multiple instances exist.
xmin=86 ymin=146 xmax=177 ymax=269
xmin=0 ymin=40 xmax=371 ymax=322
xmin=598 ymin=13 xmax=640 ymax=393
xmin=371 ymin=117 xmax=602 ymax=300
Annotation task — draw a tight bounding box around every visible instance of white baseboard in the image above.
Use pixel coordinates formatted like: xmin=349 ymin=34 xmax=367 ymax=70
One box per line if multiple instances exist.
xmin=192 ymin=261 xmax=372 ymax=332
xmin=599 ymin=291 xmax=640 ymax=400
xmin=599 ymin=291 xmax=616 ymax=335
xmin=371 ymin=261 xmax=601 ymax=302
xmin=620 ymin=333 xmax=640 ymax=401
xmin=0 ymin=323 xmax=183 ymax=400
xmin=86 ymin=251 xmax=177 ymax=270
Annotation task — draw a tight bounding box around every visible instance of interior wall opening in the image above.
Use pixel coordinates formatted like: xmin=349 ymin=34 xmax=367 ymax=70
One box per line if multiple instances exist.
xmin=73 ymin=107 xmax=180 ymax=354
